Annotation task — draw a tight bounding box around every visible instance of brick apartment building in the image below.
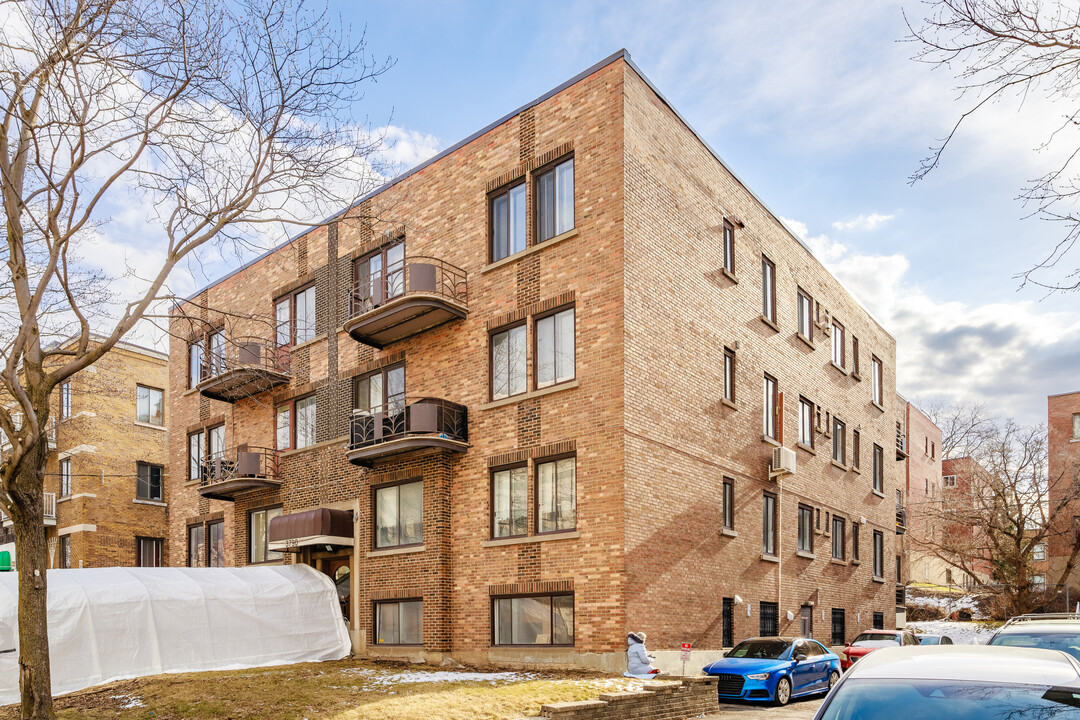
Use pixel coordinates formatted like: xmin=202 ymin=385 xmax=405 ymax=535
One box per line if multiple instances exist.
xmin=0 ymin=337 xmax=170 ymax=569
xmin=167 ymin=51 xmax=906 ymax=671
xmin=900 ymin=399 xmax=947 ymax=586
xmin=938 ymin=456 xmax=994 ymax=587
xmin=1047 ymin=391 xmax=1080 ymax=594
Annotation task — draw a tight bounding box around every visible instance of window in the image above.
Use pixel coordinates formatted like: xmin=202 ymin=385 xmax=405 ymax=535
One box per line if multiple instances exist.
xmin=931 ymin=441 xmax=936 ymax=459
xmin=797 ymin=290 xmax=813 ymax=340
xmin=896 ymin=555 xmax=903 ymax=583
xmin=852 ymin=336 xmax=860 ymax=376
xmin=722 ymin=597 xmax=734 ymax=648
xmin=59 ymin=382 xmax=71 ymax=420
xmin=291 ymin=395 xmax=316 ymax=450
xmin=831 ymin=608 xmax=846 ymax=645
xmin=493 ymin=593 xmax=574 ymax=646
xmin=762 ymin=493 xmax=777 ymax=556
xmin=831 ymin=320 xmax=845 ymax=367
xmin=208 ymin=520 xmax=225 ymax=567
xmin=491 ymin=324 xmax=526 ymax=400
xmin=492 ymin=466 xmax=528 ymax=539
xmin=722 ymin=479 xmax=734 ymax=530
xmin=852 ymin=522 xmax=860 ymax=561
xmin=925 ymin=437 xmax=929 ymax=455
xmin=188 ymin=432 xmax=205 ymax=480
xmin=1033 ymin=543 xmax=1047 ymax=562
xmin=943 ymin=475 xmax=957 ymax=488
xmin=722 ymin=220 xmax=735 ymax=274
xmin=872 ymin=356 xmax=883 ymax=406
xmin=536 ymin=157 xmax=574 ymax=242
xmin=798 ymin=505 xmax=813 ymax=552
xmin=833 ymin=418 xmax=846 ymax=464
xmin=537 ymin=456 xmax=576 ymax=533
xmin=375 ymin=600 xmax=423 ymax=645
xmin=763 ymin=374 xmax=778 ymax=440
xmin=852 ymin=430 xmax=861 ymax=470
xmin=723 ymin=347 xmax=735 ymax=403
xmin=187 ymin=524 xmax=205 ymax=567
xmin=59 ymin=458 xmax=71 ymax=497
xmin=759 ymin=601 xmax=779 ymax=637
xmin=208 ymin=424 xmax=225 ymax=459
xmin=356 ymin=365 xmax=405 ymax=414
xmin=250 ymin=506 xmax=284 ymax=563
xmin=136 ymin=537 xmax=163 ymax=567
xmin=188 ymin=340 xmax=204 ymax=389
xmin=275 ymin=406 xmax=291 ymax=451
xmin=275 ymin=285 xmax=316 ymax=347
xmin=136 ymin=385 xmax=163 ymax=426
xmin=1074 ymin=413 xmax=1080 ymax=439
xmin=1033 ymin=574 xmax=1047 ymax=590
xmin=872 ymin=612 xmax=884 ymax=630
xmin=832 ymin=517 xmax=845 ymax=560
xmin=536 ymin=308 xmax=575 ymax=389
xmin=491 ymin=182 xmax=526 ymax=262
xmin=354 ymin=241 xmax=405 ymax=308
xmin=208 ymin=330 xmax=225 ymax=377
xmin=761 ymin=256 xmax=776 ymax=323
xmin=136 ymin=462 xmax=162 ymax=502
xmin=59 ymin=536 xmax=71 ymax=569
xmin=873 ymin=530 xmax=884 ymax=578
xmin=799 ymin=398 xmax=814 ymax=447
xmin=873 ymin=444 xmax=884 ymax=492
xmin=375 ymin=480 xmax=423 ymax=548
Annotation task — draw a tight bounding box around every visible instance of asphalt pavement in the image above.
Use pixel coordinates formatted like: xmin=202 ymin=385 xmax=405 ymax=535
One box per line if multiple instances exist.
xmin=704 ymin=697 xmax=824 ymax=719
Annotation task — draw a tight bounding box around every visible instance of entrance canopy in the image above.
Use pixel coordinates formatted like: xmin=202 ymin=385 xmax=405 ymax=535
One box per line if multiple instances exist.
xmin=269 ymin=508 xmax=354 ymax=553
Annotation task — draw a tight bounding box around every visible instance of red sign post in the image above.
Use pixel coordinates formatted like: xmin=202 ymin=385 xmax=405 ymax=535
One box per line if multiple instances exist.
xmin=680 ymin=642 xmax=692 ymax=675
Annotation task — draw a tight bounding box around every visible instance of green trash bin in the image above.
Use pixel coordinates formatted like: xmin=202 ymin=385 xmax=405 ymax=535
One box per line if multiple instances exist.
xmin=0 ymin=551 xmax=11 ymax=572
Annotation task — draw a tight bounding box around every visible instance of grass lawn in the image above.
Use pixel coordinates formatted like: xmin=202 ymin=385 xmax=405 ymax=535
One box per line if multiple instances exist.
xmin=0 ymin=659 xmax=645 ymax=720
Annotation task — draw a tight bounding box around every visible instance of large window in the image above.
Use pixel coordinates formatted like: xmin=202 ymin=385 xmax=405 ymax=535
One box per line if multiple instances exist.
xmin=136 ymin=385 xmax=163 ymax=426
xmin=872 ymin=356 xmax=883 ymax=405
xmin=797 ymin=289 xmax=813 ymax=339
xmin=188 ymin=431 xmax=205 ymax=480
xmin=536 ymin=157 xmax=574 ymax=242
xmin=250 ymin=506 xmax=284 ymax=563
xmin=722 ymin=220 xmax=735 ymax=274
xmin=873 ymin=530 xmax=884 ymax=578
xmin=536 ymin=308 xmax=575 ymax=389
xmin=208 ymin=520 xmax=226 ymax=567
xmin=832 ymin=517 xmax=845 ymax=560
xmin=188 ymin=340 xmax=204 ymax=388
xmin=831 ymin=320 xmax=845 ymax=367
xmin=356 ymin=365 xmax=405 ymax=414
xmin=59 ymin=382 xmax=71 ymax=420
xmin=491 ymin=182 xmax=526 ymax=262
xmin=763 ymin=374 xmax=778 ymax=440
xmin=208 ymin=330 xmax=225 ymax=377
xmin=136 ymin=462 xmax=163 ymax=501
xmin=59 ymin=536 xmax=71 ymax=569
xmin=275 ymin=285 xmax=316 ymax=347
xmin=723 ymin=347 xmax=735 ymax=403
xmin=375 ymin=600 xmax=423 ymax=645
xmin=798 ymin=505 xmax=813 ymax=553
xmin=799 ymin=398 xmax=814 ymax=447
xmin=537 ymin=456 xmax=576 ymax=533
xmin=375 ymin=480 xmax=423 ymax=548
xmin=492 ymin=466 xmax=528 ymax=539
xmin=277 ymin=395 xmax=316 ymax=451
xmin=761 ymin=256 xmax=776 ymax=323
xmin=722 ymin=479 xmax=734 ymax=530
xmin=354 ymin=241 xmax=405 ymax=307
xmin=491 ymin=324 xmax=526 ymax=400
xmin=762 ymin=493 xmax=777 ymax=556
xmin=759 ymin=601 xmax=779 ymax=637
xmin=136 ymin=537 xmax=163 ymax=567
xmin=833 ymin=418 xmax=846 ymax=465
xmin=187 ymin=524 xmax=205 ymax=567
xmin=59 ymin=458 xmax=71 ymax=497
xmin=873 ymin=444 xmax=884 ymax=492
xmin=493 ymin=594 xmax=574 ymax=646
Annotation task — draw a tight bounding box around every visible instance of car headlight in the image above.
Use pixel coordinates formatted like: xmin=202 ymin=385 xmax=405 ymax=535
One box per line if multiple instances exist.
xmin=746 ymin=673 xmax=771 ymax=680
xmin=839 ymin=652 xmax=848 ymax=662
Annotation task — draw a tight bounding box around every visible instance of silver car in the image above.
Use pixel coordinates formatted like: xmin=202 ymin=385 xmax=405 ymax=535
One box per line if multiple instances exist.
xmin=813 ymin=645 xmax=1080 ymax=719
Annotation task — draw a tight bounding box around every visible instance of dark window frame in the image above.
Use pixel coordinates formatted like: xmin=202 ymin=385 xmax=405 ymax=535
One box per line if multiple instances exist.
xmin=533 ymin=154 xmax=575 ymax=244
xmin=761 ymin=255 xmax=776 ymax=323
xmin=723 ymin=347 xmax=736 ymax=403
xmin=852 ymin=336 xmax=860 ymax=376
xmin=798 ymin=504 xmax=814 ymax=552
xmin=188 ymin=339 xmax=205 ymax=389
xmin=59 ymin=457 xmax=72 ymax=497
xmin=491 ymin=591 xmax=575 ymax=647
xmin=833 ymin=418 xmax=846 ymax=464
xmin=762 ymin=492 xmax=777 ymax=556
xmin=187 ymin=430 xmax=205 ymax=480
xmin=799 ymin=397 xmax=814 ymax=448
xmin=831 ymin=319 xmax=845 ymax=367
xmin=759 ymin=601 xmax=779 ymax=637
xmin=248 ymin=504 xmax=284 ymax=564
xmin=489 ymin=179 xmax=528 ymax=263
xmin=534 ymin=452 xmax=577 ymax=536
xmin=136 ymin=461 xmax=163 ymax=502
xmin=722 ymin=478 xmax=734 ymax=530
xmin=207 ymin=519 xmax=225 ymax=567
xmin=797 ymin=288 xmax=813 ymax=340
xmin=276 ymin=392 xmax=316 ymax=451
xmin=852 ymin=522 xmax=860 ymax=561
xmin=873 ymin=444 xmax=884 ymax=492
xmin=490 ymin=463 xmax=529 ymax=540
xmin=722 ymin=219 xmax=735 ymax=274
xmin=186 ymin=523 xmax=206 ymax=567
xmin=59 ymin=535 xmax=71 ymax=569
xmin=135 ymin=536 xmax=163 ymax=567
xmin=371 ymin=477 xmax=424 ymax=550
xmin=274 ymin=283 xmax=316 ymax=348
xmin=59 ymin=381 xmax=71 ymax=420
xmin=374 ymin=597 xmax=424 ymax=646
xmin=353 ymin=239 xmax=406 ymax=308
xmin=832 ymin=516 xmax=846 ymax=560
xmin=873 ymin=529 xmax=884 ymax=578
xmin=136 ymin=384 xmax=164 ymax=426
xmin=354 ymin=363 xmax=406 ymax=412
xmin=872 ymin=355 xmax=883 ymax=405
xmin=763 ymin=373 xmax=778 ymax=440
xmin=533 ymin=304 xmax=576 ymax=391
xmin=831 ymin=608 xmax=846 ymax=645
xmin=852 ymin=430 xmax=861 ymax=470
xmin=489 ymin=321 xmax=527 ymax=401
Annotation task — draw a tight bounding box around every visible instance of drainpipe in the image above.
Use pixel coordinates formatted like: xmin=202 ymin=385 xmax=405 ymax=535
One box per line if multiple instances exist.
xmin=777 ymin=474 xmax=783 ymax=618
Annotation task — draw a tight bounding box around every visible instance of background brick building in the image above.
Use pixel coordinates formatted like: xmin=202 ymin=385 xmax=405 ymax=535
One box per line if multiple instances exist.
xmin=168 ymin=51 xmax=905 ymax=671
xmin=1048 ymin=390 xmax=1080 ymax=596
xmin=901 ymin=399 xmax=947 ymax=586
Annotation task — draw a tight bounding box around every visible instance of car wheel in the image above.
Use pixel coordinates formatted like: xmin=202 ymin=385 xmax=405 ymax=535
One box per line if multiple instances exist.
xmin=774 ymin=677 xmax=791 ymax=706
xmin=827 ymin=670 xmax=840 ymax=691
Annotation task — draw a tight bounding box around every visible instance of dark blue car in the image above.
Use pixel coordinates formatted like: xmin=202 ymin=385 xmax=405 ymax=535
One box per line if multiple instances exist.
xmin=702 ymin=636 xmax=841 ymax=706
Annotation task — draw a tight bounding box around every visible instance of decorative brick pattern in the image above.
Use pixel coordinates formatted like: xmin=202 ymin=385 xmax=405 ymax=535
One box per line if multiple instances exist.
xmin=489 ymin=579 xmax=573 ymax=596
xmin=517 ymin=399 xmax=541 ymax=446
xmin=519 ymin=108 xmax=536 ymax=163
xmin=516 ymin=254 xmax=540 ymax=308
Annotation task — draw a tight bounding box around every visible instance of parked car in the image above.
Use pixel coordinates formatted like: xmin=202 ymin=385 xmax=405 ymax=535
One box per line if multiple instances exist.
xmin=812 ymin=645 xmax=1080 ymax=720
xmin=839 ymin=629 xmax=919 ymax=670
xmin=702 ymin=637 xmax=841 ymax=706
xmin=912 ymin=634 xmax=952 ymax=645
xmin=986 ymin=613 xmax=1080 ymax=660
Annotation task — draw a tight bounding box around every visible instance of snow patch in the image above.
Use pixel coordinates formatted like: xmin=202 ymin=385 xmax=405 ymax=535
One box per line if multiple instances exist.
xmin=907 ymin=620 xmax=998 ymax=645
xmin=110 ymin=695 xmax=145 ymax=709
xmin=339 ymin=668 xmax=644 ymax=693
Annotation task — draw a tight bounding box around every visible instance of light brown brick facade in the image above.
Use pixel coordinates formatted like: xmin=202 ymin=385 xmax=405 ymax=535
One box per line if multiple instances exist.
xmin=902 ymin=400 xmax=946 ymax=586
xmin=167 ymin=52 xmax=906 ymax=671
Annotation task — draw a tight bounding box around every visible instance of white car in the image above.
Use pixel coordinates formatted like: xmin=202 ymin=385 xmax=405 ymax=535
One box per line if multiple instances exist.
xmin=813 ymin=645 xmax=1080 ymax=719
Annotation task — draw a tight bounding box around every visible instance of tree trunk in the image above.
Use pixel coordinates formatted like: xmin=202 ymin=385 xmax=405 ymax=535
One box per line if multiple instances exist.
xmin=11 ymin=437 xmax=53 ymax=720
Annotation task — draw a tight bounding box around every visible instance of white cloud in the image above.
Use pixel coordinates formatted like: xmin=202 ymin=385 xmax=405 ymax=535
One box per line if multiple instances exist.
xmin=832 ymin=213 xmax=895 ymax=232
xmin=377 ymin=126 xmax=442 ymax=171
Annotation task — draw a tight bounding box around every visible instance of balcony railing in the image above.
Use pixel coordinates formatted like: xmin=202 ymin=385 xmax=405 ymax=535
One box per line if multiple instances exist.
xmin=896 ymin=584 xmax=906 ymax=606
xmin=198 ymin=446 xmax=282 ymax=501
xmin=344 ymin=257 xmax=468 ymax=348
xmin=896 ymin=433 xmax=908 ymax=460
xmin=1 ymin=492 xmax=57 ymax=527
xmin=896 ymin=507 xmax=907 ymax=535
xmin=1 ymin=417 xmax=57 ymax=453
xmin=196 ymin=337 xmax=290 ymax=403
xmin=346 ymin=397 xmax=468 ymax=466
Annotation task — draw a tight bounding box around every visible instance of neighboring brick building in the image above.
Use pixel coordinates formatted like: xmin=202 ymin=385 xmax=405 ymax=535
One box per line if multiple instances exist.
xmin=938 ymin=456 xmax=993 ymax=587
xmin=1 ymin=337 xmax=170 ymax=569
xmin=1048 ymin=391 xmax=1080 ymax=595
xmin=900 ymin=399 xmax=947 ymax=586
xmin=167 ymin=51 xmax=906 ymax=671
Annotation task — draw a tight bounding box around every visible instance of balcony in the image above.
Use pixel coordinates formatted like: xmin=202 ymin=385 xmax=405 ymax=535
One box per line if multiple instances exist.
xmin=896 ymin=507 xmax=907 ymax=535
xmin=197 ymin=446 xmax=282 ymax=501
xmin=1 ymin=493 xmax=57 ymax=527
xmin=346 ymin=397 xmax=468 ymax=467
xmin=196 ymin=337 xmax=290 ymax=403
xmin=343 ymin=257 xmax=468 ymax=349
xmin=896 ymin=584 xmax=906 ymax=606
xmin=896 ymin=434 xmax=908 ymax=460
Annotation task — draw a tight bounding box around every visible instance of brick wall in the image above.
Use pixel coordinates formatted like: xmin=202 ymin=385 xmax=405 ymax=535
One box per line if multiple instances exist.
xmin=512 ymin=678 xmax=718 ymax=720
xmin=903 ymin=401 xmax=946 ymax=585
xmin=1048 ymin=391 xmax=1080 ymax=590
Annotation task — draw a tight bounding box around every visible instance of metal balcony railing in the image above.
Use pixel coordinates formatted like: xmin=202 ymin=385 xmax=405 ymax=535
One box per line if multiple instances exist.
xmin=199 ymin=446 xmax=280 ymax=487
xmin=348 ymin=257 xmax=468 ymax=317
xmin=196 ymin=336 xmax=291 ymax=403
xmin=896 ymin=584 xmax=906 ymax=606
xmin=896 ymin=433 xmax=908 ymax=460
xmin=1 ymin=492 xmax=56 ymax=526
xmin=896 ymin=507 xmax=907 ymax=534
xmin=347 ymin=397 xmax=468 ymax=465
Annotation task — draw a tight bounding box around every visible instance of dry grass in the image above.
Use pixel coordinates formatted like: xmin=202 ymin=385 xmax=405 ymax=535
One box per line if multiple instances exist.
xmin=0 ymin=658 xmax=643 ymax=720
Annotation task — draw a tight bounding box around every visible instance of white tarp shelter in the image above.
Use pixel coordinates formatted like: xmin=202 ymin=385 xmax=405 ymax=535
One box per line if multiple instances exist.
xmin=0 ymin=564 xmax=350 ymax=705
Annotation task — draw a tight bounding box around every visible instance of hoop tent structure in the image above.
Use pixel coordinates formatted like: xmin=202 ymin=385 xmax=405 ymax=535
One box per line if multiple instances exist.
xmin=0 ymin=564 xmax=350 ymax=704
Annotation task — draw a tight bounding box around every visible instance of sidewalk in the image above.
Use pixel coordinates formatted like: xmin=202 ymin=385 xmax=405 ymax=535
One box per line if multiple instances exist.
xmin=703 ymin=698 xmax=823 ymax=719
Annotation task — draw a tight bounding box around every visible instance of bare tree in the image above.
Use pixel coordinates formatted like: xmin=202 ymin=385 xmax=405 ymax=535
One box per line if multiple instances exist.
xmin=0 ymin=0 xmax=389 ymax=716
xmin=908 ymin=0 xmax=1080 ymax=290
xmin=921 ymin=397 xmax=995 ymax=459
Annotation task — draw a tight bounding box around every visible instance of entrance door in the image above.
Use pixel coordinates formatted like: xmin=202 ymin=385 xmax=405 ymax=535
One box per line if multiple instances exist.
xmin=800 ymin=605 xmax=813 ymax=638
xmin=321 ymin=556 xmax=351 ymax=625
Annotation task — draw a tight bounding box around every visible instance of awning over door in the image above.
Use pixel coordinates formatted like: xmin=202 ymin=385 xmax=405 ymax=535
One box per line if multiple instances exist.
xmin=268 ymin=508 xmax=354 ymax=552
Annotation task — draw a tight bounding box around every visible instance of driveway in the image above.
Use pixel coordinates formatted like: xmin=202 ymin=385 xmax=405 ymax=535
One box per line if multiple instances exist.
xmin=704 ymin=697 xmax=824 ymax=719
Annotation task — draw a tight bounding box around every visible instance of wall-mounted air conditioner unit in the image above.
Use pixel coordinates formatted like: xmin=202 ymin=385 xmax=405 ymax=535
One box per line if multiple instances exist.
xmin=770 ymin=446 xmax=796 ymax=478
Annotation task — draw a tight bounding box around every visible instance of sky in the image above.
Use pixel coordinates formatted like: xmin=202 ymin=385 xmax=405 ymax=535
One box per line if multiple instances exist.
xmin=88 ymin=0 xmax=1080 ymax=425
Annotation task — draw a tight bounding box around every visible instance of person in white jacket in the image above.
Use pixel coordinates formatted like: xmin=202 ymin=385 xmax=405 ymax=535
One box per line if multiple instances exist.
xmin=624 ymin=631 xmax=662 ymax=679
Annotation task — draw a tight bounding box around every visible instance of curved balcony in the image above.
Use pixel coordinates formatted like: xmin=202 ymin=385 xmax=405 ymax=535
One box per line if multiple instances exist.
xmin=196 ymin=337 xmax=290 ymax=403
xmin=343 ymin=257 xmax=468 ymax=348
xmin=346 ymin=397 xmax=468 ymax=467
xmin=198 ymin=446 xmax=281 ymax=501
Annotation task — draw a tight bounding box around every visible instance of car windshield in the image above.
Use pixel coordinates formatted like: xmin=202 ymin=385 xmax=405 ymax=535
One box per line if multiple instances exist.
xmin=853 ymin=632 xmax=897 ymax=644
xmin=818 ymin=678 xmax=1080 ymax=720
xmin=989 ymin=632 xmax=1080 ymax=661
xmin=918 ymin=636 xmax=941 ymax=645
xmin=728 ymin=640 xmax=790 ymax=659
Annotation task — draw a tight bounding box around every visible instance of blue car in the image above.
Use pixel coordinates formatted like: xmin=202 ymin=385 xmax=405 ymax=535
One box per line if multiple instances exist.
xmin=702 ymin=636 xmax=841 ymax=706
